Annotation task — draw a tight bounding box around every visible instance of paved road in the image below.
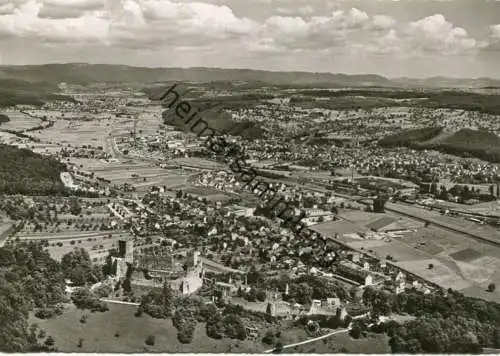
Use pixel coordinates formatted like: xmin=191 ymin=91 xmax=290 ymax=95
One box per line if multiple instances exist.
xmin=0 ymin=235 xmax=9 ymax=248
xmin=100 ymin=299 xmax=140 ymax=306
xmin=263 ymin=328 xmax=350 ymax=353
xmin=18 ymin=230 xmax=128 ymax=241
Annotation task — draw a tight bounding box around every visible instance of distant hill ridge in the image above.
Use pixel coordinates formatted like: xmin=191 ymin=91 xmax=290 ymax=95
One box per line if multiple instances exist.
xmin=1 ymin=63 xmax=500 ymax=88
xmin=0 ymin=78 xmax=76 ymax=108
xmin=379 ymin=127 xmax=500 ymax=163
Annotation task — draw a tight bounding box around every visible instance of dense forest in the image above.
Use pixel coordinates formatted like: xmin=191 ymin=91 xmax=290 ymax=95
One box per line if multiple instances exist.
xmin=378 ymin=127 xmax=444 ymax=147
xmin=159 ymin=100 xmax=266 ymax=140
xmin=379 ymin=127 xmax=500 ymax=163
xmin=0 ymin=241 xmax=118 ymax=352
xmin=0 ymin=79 xmax=75 ymax=108
xmin=426 ymin=128 xmax=500 ymax=162
xmin=0 ymin=144 xmax=66 ymax=195
xmin=0 ymin=242 xmax=67 ymax=351
xmin=294 ymin=90 xmax=500 ymax=115
xmin=363 ymin=287 xmax=500 ymax=353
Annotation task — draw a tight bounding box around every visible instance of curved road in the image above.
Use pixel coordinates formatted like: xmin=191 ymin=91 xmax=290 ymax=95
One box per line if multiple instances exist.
xmin=263 ymin=328 xmax=350 ymax=353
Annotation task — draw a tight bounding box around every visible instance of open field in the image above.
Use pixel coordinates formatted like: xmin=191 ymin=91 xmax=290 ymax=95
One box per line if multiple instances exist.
xmin=174 ymin=184 xmax=234 ymax=202
xmin=29 ymin=303 xmax=263 ymax=353
xmin=68 ymin=159 xmax=152 ymax=175
xmin=182 ymin=185 xmax=229 ymax=196
xmin=404 ymin=226 xmax=500 ymax=261
xmin=30 ymin=142 xmax=62 ymax=155
xmin=171 ymin=157 xmax=225 ymax=170
xmin=288 ymin=332 xmax=390 ymax=354
xmin=44 ymin=237 xmax=117 ymax=262
xmin=129 ymin=173 xmax=191 ymax=190
xmin=348 ymin=239 xmax=430 ymax=261
xmin=387 ymin=202 xmax=500 ymax=243
xmin=450 ymin=248 xmax=483 ymax=262
xmin=354 ymin=176 xmax=417 ymax=190
xmin=15 ymin=231 xmax=129 ymax=261
xmin=67 ymin=160 xmax=190 ymax=189
xmin=19 ymin=220 xmax=116 ymax=236
xmin=17 ymin=230 xmax=129 ymax=240
xmin=31 ymin=119 xmax=111 ymax=148
xmin=0 ymin=111 xmax=41 ymax=131
xmin=374 ymin=223 xmax=500 ymax=301
xmin=465 ymin=200 xmax=500 ymax=216
xmin=396 ymin=258 xmax=472 ymax=290
xmin=315 ymin=204 xmax=500 ymax=301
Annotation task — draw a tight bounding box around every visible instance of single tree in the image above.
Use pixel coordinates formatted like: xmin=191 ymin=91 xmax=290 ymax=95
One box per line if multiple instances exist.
xmin=145 ymin=335 xmax=155 ymax=346
xmin=44 ymin=336 xmax=55 ymax=347
xmin=274 ymin=341 xmax=283 ymax=354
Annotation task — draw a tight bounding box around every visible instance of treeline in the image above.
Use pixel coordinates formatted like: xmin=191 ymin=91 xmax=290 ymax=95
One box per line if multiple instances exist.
xmin=0 ymin=114 xmax=9 ymax=123
xmin=0 ymin=79 xmax=75 ymax=108
xmin=162 ymin=101 xmax=266 ymax=140
xmin=294 ymin=89 xmax=500 ymax=115
xmin=363 ymin=287 xmax=500 ymax=352
xmin=0 ymin=242 xmax=115 ymax=351
xmin=296 ymin=89 xmax=427 ymax=99
xmin=138 ymin=284 xmax=249 ymax=343
xmin=424 ymin=128 xmax=500 ymax=163
xmin=291 ymin=96 xmax=399 ymax=111
xmin=378 ymin=127 xmax=443 ymax=147
xmin=24 ymin=120 xmax=55 ymax=133
xmin=0 ymin=91 xmax=44 ymax=107
xmin=388 ymin=316 xmax=497 ymax=353
xmin=0 ymin=144 xmax=66 ymax=195
xmin=422 ymin=91 xmax=500 ymax=115
xmin=0 ymin=129 xmax=39 ymax=142
xmin=379 ymin=128 xmax=500 ymax=163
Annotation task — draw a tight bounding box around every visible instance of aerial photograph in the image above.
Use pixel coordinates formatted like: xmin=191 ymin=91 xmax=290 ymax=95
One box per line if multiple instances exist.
xmin=1 ymin=0 xmax=500 ymax=354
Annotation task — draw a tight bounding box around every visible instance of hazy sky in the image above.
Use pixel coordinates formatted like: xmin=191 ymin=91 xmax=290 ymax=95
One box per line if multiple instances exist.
xmin=0 ymin=0 xmax=499 ymax=78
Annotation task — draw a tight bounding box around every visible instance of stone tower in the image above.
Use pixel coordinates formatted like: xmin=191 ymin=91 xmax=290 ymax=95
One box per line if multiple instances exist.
xmin=267 ymin=302 xmax=276 ymax=316
xmin=339 ymin=306 xmax=348 ymax=321
xmin=181 ymin=280 xmax=190 ymax=295
xmin=118 ymin=237 xmax=134 ymax=264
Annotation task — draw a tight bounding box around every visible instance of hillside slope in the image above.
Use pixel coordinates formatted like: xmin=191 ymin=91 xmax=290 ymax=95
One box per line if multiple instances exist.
xmin=378 ymin=127 xmax=444 ymax=147
xmin=379 ymin=128 xmax=500 ymax=163
xmin=0 ymin=78 xmax=75 ymax=108
xmin=161 ymin=101 xmax=266 ymax=140
xmin=0 ymin=144 xmax=66 ymax=195
xmin=0 ymin=64 xmax=395 ymax=86
xmin=2 ymin=63 xmax=500 ymax=88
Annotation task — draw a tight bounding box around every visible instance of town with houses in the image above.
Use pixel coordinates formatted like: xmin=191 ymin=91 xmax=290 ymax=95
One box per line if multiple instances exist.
xmin=2 ymin=68 xmax=500 ymax=353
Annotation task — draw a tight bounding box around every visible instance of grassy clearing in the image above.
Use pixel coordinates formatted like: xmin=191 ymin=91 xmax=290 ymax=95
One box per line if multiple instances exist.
xmin=450 ymin=248 xmax=483 ymax=262
xmin=29 ymin=303 xmax=263 ymax=353
xmin=288 ymin=332 xmax=390 ymax=354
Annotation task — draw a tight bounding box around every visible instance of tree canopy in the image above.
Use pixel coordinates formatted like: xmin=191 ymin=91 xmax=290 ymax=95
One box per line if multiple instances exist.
xmin=0 ymin=242 xmax=66 ymax=352
xmin=0 ymin=144 xmax=66 ymax=195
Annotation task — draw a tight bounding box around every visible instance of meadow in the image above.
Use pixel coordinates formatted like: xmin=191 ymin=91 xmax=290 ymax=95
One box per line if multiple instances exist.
xmin=30 ymin=303 xmax=264 ymax=353
xmin=288 ymin=332 xmax=390 ymax=354
xmin=0 ymin=112 xmax=41 ymax=131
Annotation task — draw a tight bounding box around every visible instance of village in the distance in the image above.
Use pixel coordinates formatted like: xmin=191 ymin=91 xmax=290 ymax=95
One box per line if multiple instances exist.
xmin=1 ymin=64 xmax=500 ymax=354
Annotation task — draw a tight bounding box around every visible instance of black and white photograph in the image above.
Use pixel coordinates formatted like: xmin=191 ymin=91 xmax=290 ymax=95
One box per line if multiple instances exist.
xmin=0 ymin=0 xmax=500 ymax=353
